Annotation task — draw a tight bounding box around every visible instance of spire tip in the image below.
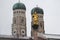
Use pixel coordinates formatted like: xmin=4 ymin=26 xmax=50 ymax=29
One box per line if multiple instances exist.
xmin=18 ymin=0 xmax=20 ymax=3
xmin=36 ymin=5 xmax=38 ymax=7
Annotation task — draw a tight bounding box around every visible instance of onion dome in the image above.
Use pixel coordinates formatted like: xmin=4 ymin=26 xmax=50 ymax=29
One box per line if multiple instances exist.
xmin=31 ymin=7 xmax=44 ymax=14
xmin=13 ymin=3 xmax=26 ymax=10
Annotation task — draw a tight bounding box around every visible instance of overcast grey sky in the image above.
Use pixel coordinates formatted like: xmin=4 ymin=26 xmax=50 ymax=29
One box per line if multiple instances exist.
xmin=0 ymin=0 xmax=60 ymax=37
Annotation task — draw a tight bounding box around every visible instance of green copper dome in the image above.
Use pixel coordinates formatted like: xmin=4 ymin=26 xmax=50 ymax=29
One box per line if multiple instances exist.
xmin=13 ymin=3 xmax=26 ymax=10
xmin=31 ymin=7 xmax=44 ymax=14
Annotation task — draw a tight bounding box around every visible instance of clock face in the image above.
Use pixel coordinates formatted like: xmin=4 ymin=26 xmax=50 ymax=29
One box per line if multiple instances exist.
xmin=21 ymin=29 xmax=25 ymax=35
xmin=13 ymin=30 xmax=17 ymax=36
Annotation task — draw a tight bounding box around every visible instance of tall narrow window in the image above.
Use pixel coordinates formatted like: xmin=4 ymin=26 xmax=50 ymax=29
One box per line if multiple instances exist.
xmin=19 ymin=11 xmax=20 ymax=13
xmin=21 ymin=17 xmax=24 ymax=23
xmin=21 ymin=19 xmax=24 ymax=23
xmin=40 ymin=23 xmax=42 ymax=28
xmin=17 ymin=11 xmax=18 ymax=13
xmin=13 ymin=17 xmax=16 ymax=24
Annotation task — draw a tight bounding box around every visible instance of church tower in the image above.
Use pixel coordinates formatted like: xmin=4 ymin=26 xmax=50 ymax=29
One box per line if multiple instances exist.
xmin=31 ymin=6 xmax=45 ymax=36
xmin=12 ymin=1 xmax=27 ymax=37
